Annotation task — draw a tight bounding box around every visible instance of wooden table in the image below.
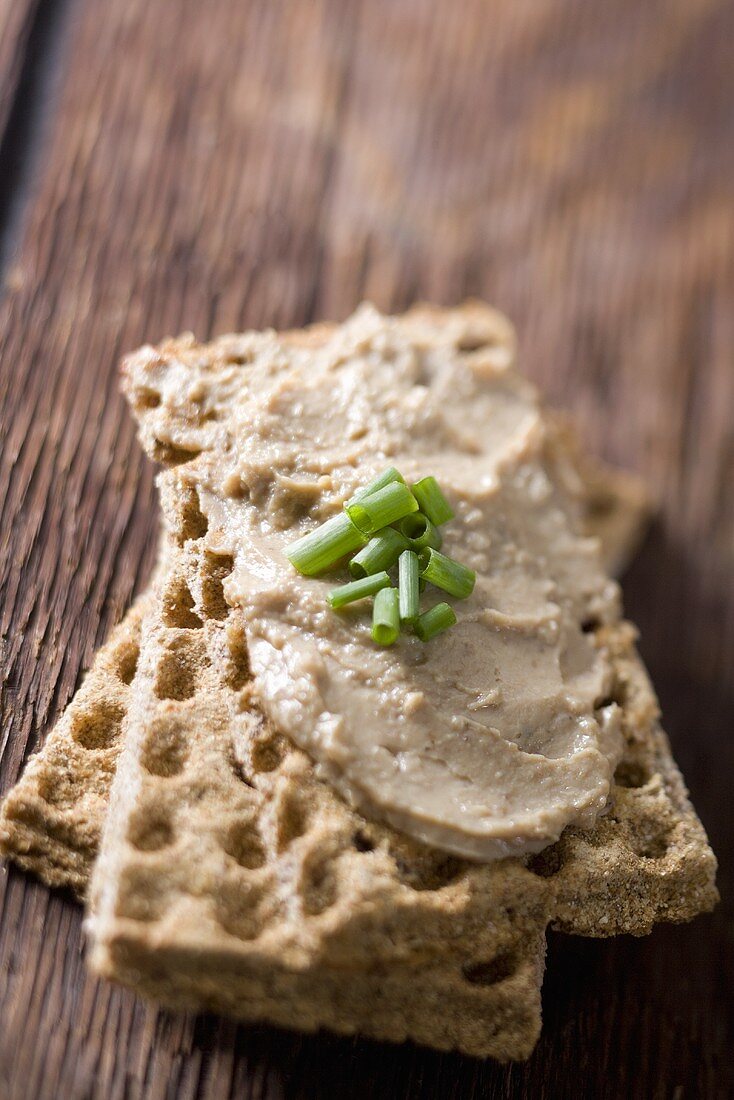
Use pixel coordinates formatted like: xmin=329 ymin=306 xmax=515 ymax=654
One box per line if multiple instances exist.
xmin=0 ymin=2 xmax=731 ymax=1096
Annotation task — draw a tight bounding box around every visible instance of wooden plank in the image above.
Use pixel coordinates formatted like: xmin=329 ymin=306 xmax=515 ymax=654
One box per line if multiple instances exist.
xmin=0 ymin=0 xmax=731 ymax=1096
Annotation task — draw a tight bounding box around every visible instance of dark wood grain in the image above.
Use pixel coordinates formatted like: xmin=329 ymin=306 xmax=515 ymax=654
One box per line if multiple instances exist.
xmin=0 ymin=0 xmax=731 ymax=1096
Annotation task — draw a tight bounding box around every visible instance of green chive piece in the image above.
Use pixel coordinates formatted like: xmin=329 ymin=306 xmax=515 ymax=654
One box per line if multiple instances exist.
xmin=411 ymin=476 xmax=454 ymax=525
xmin=397 ymin=512 xmax=443 ymax=552
xmin=346 ymin=481 xmax=419 ymax=536
xmin=328 ymin=571 xmax=391 ymax=609
xmin=372 ymin=587 xmax=400 ymax=646
xmin=348 ymin=466 xmax=405 ymax=504
xmin=349 ymin=527 xmax=410 ymax=579
xmin=419 ymin=547 xmax=476 ymax=598
xmin=286 ymin=513 xmax=366 ymax=575
xmin=414 ymin=602 xmax=457 ymax=642
xmin=398 ymin=550 xmax=420 ymax=623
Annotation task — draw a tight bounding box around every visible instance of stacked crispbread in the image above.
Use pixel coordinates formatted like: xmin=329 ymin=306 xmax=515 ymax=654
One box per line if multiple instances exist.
xmin=0 ymin=304 xmax=717 ymax=1061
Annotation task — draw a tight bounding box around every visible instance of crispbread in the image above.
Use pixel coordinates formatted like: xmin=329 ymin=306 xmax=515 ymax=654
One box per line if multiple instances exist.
xmin=81 ymin=302 xmax=714 ymax=1058
xmin=0 ymin=597 xmax=146 ymax=898
xmin=0 ymin=304 xmax=649 ymax=903
xmin=0 ymin=301 xmax=714 ymax=1060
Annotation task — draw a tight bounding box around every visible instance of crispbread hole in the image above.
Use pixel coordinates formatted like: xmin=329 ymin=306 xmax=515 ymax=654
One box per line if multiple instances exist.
xmin=389 ymin=840 xmax=465 ymax=891
xmin=162 ymin=576 xmax=203 ymax=629
xmin=614 ymin=759 xmax=653 ymax=789
xmin=275 ymin=790 xmax=310 ymax=852
xmin=113 ymin=634 xmax=140 ymax=685
xmin=214 ymin=877 xmax=266 ymax=940
xmin=152 ymin=440 xmax=202 ymax=468
xmin=224 ymin=620 xmax=250 ymax=690
xmin=221 ymin=818 xmax=266 ymax=870
xmin=624 ymin=812 xmax=674 ymax=860
xmin=352 ymin=828 xmax=377 ymax=853
xmin=135 ymin=387 xmax=161 ymax=409
xmin=201 ymin=552 xmax=234 ymax=620
xmin=127 ymin=803 xmax=175 ymax=852
xmin=300 ymin=850 xmax=338 ymax=916
xmin=69 ymin=699 xmax=125 ymax=751
xmin=140 ymin=715 xmax=188 ymax=777
xmin=526 ymin=841 xmax=564 ymax=878
xmin=169 ymin=484 xmax=208 ymax=543
xmin=633 ymin=830 xmax=673 ymax=860
xmin=456 ymin=334 xmax=494 ymax=353
xmin=248 ymin=726 xmax=287 ymax=775
xmin=462 ymin=950 xmax=519 ymax=986
xmin=31 ymin=772 xmax=79 ymax=811
xmin=222 ymin=348 xmax=253 ymax=366
xmin=114 ymin=866 xmax=168 ymax=921
xmin=154 ymin=634 xmax=208 ymax=701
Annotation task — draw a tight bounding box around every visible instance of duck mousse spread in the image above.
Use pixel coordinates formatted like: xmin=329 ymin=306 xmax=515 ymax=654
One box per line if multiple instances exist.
xmin=164 ymin=307 xmax=624 ymax=860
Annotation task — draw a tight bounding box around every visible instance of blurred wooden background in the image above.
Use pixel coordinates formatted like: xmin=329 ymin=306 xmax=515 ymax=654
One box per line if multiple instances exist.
xmin=0 ymin=1 xmax=732 ymax=1096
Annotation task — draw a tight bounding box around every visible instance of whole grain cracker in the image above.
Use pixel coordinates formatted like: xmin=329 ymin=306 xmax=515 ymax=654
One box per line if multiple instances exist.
xmin=0 ymin=598 xmax=146 ymax=898
xmin=83 ymin=302 xmax=713 ymax=1058
xmin=0 ymin=302 xmax=713 ymax=1059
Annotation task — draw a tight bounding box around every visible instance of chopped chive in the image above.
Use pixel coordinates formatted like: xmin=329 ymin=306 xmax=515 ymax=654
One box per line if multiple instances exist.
xmin=348 ymin=466 xmax=405 ymax=504
xmin=372 ymin=587 xmax=400 ymax=646
xmin=349 ymin=527 xmax=410 ymax=579
xmin=398 ymin=550 xmax=420 ymax=623
xmin=397 ymin=512 xmax=443 ymax=552
xmin=414 ymin=602 xmax=457 ymax=642
xmin=328 ymin=571 xmax=391 ymax=609
xmin=411 ymin=476 xmax=454 ymax=526
xmin=286 ymin=513 xmax=366 ymax=575
xmin=419 ymin=548 xmax=475 ymax=598
xmin=346 ymin=481 xmax=419 ymax=537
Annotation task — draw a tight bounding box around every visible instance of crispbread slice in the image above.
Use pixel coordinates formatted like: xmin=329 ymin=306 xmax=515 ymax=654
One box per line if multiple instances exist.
xmin=0 ymin=442 xmax=647 ymax=911
xmin=86 ymin=297 xmax=712 ymax=1059
xmin=1 ymin=301 xmax=714 ymax=1058
xmin=0 ymin=597 xmax=146 ymax=898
